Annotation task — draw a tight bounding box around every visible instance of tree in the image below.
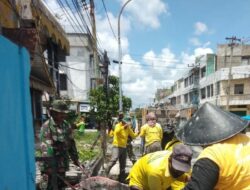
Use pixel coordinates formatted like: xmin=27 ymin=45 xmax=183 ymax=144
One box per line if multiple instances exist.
xmin=89 ymin=75 xmax=132 ymax=124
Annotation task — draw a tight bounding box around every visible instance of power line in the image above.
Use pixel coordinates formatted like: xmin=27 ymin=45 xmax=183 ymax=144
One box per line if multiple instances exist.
xmin=57 ymin=0 xmax=86 ymax=35
xmin=78 ymin=0 xmax=104 ymax=53
xmin=56 ymin=0 xmax=104 ymax=56
xmin=225 ymin=36 xmax=241 ymax=111
xmin=70 ymin=0 xmax=91 ymax=34
xmin=59 ymin=63 xmax=93 ymax=71
xmin=101 ymin=0 xmax=117 ymax=40
xmin=106 ymin=50 xmax=185 ymax=63
xmin=66 ymin=75 xmax=88 ymax=91
xmin=110 ymin=58 xmax=188 ymax=69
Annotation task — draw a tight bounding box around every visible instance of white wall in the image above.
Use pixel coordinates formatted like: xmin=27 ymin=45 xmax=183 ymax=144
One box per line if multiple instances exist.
xmin=60 ymin=33 xmax=92 ymax=102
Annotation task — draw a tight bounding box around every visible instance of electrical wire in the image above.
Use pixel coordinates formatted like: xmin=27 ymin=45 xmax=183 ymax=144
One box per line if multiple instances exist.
xmin=70 ymin=0 xmax=91 ymax=34
xmin=81 ymin=0 xmax=104 ymax=52
xmin=60 ymin=63 xmax=93 ymax=71
xmin=101 ymin=0 xmax=117 ymax=40
xmin=121 ymin=62 xmax=188 ymax=70
xmin=57 ymin=0 xmax=86 ymax=34
xmin=32 ymin=50 xmax=95 ymax=72
xmin=44 ymin=0 xmax=91 ymax=46
xmin=66 ymin=75 xmax=89 ymax=91
xmin=66 ymin=0 xmax=104 ymax=57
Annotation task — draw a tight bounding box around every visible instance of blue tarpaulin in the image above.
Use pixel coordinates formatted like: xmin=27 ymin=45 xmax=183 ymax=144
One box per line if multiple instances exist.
xmin=0 ymin=36 xmax=35 ymax=189
xmin=241 ymin=115 xmax=250 ymax=121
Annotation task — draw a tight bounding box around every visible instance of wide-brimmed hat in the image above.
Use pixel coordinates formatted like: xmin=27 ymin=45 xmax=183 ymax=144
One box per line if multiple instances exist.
xmin=171 ymin=144 xmax=192 ymax=172
xmin=176 ymin=102 xmax=249 ymax=146
xmin=50 ymin=100 xmax=70 ymax=113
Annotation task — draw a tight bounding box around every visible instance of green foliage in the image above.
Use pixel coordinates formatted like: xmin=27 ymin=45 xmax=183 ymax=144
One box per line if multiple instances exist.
xmin=78 ymin=149 xmax=99 ymax=162
xmin=89 ymin=75 xmax=132 ymax=123
xmin=74 ymin=131 xmax=101 ymax=162
xmin=67 ymin=111 xmax=78 ymax=125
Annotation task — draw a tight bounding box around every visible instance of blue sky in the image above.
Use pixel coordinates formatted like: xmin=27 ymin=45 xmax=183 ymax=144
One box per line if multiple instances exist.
xmin=45 ymin=0 xmax=250 ymax=108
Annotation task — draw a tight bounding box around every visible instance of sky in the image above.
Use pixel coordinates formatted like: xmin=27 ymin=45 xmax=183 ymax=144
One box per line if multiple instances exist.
xmin=44 ymin=0 xmax=250 ymax=108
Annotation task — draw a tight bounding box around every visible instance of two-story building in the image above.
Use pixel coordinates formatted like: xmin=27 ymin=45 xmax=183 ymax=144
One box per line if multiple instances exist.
xmin=167 ymin=44 xmax=250 ymax=117
xmin=1 ymin=0 xmax=69 ymax=130
xmin=60 ymin=33 xmax=95 ymax=113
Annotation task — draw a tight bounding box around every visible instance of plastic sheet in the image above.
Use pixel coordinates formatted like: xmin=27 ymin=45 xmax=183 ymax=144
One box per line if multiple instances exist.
xmin=0 ymin=36 xmax=35 ymax=190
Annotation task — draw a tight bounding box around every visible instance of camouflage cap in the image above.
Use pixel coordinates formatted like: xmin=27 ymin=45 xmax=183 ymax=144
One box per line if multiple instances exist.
xmin=50 ymin=99 xmax=70 ymax=113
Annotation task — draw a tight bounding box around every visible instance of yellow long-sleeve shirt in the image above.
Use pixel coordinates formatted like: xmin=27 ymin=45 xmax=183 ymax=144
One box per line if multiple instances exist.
xmin=198 ymin=133 xmax=250 ymax=190
xmin=128 ymin=151 xmax=189 ymax=190
xmin=112 ymin=122 xmax=138 ymax=148
xmin=139 ymin=123 xmax=163 ymax=147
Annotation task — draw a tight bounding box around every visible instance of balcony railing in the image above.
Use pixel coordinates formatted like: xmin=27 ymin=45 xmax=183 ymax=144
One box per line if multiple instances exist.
xmin=219 ymin=94 xmax=250 ymax=105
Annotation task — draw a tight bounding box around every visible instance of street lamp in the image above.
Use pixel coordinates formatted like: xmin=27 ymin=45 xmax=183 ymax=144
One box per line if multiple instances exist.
xmin=118 ymin=0 xmax=132 ymax=112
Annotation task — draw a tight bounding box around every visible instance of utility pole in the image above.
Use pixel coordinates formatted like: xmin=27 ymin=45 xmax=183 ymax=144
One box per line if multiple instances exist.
xmin=118 ymin=0 xmax=132 ymax=112
xmin=90 ymin=0 xmax=99 ymax=88
xmin=225 ymin=36 xmax=241 ymax=111
xmin=99 ymin=50 xmax=110 ymax=160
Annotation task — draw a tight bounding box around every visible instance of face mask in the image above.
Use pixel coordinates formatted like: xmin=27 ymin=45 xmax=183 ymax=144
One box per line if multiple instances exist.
xmin=169 ymin=157 xmax=184 ymax=178
xmin=147 ymin=119 xmax=156 ymax=126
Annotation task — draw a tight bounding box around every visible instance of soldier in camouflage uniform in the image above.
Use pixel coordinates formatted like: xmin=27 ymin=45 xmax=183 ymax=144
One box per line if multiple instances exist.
xmin=39 ymin=100 xmax=81 ymax=190
xmin=127 ymin=115 xmax=137 ymax=165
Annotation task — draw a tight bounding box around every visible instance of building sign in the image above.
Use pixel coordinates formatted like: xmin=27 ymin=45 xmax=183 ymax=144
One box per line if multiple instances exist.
xmin=79 ymin=103 xmax=90 ymax=112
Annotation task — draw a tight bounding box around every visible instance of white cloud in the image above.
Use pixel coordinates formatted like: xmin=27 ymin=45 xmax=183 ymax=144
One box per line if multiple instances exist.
xmin=194 ymin=22 xmax=208 ymax=35
xmin=116 ymin=48 xmax=184 ymax=107
xmin=189 ymin=37 xmax=201 ymax=46
xmin=95 ymin=6 xmax=132 ymax=60
xmin=121 ymin=0 xmax=168 ymax=29
xmin=203 ymin=41 xmax=211 ymax=48
xmin=179 ymin=47 xmax=214 ymax=69
xmin=194 ymin=47 xmax=213 ymax=56
xmin=43 ymin=0 xmax=215 ymax=108
xmin=109 ymin=46 xmax=214 ymax=108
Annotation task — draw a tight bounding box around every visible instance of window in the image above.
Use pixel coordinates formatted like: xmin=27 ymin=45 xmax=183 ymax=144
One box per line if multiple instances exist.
xmin=234 ymin=84 xmax=244 ymax=94
xmin=241 ymin=57 xmax=250 ymax=65
xmin=177 ymin=96 xmax=181 ymax=104
xmin=211 ymin=84 xmax=214 ymax=97
xmin=207 ymin=86 xmax=211 ymax=98
xmin=184 ymin=78 xmax=189 ymax=87
xmin=216 ymin=82 xmax=220 ymax=95
xmin=201 ymin=67 xmax=206 ymax=78
xmin=184 ymin=94 xmax=188 ymax=103
xmin=189 ymin=75 xmax=194 ymax=85
xmin=171 ymin=98 xmax=176 ymax=105
xmin=201 ymin=88 xmax=206 ymax=99
xmin=59 ymin=74 xmax=67 ymax=90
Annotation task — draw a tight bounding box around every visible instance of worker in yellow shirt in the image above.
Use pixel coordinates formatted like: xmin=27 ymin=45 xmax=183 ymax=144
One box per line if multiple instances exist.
xmin=139 ymin=112 xmax=163 ymax=154
xmin=105 ymin=116 xmax=138 ymax=182
xmin=177 ymin=102 xmax=250 ymax=190
xmin=164 ymin=137 xmax=186 ymax=190
xmin=128 ymin=144 xmax=192 ymax=190
xmin=165 ymin=137 xmax=181 ymax=151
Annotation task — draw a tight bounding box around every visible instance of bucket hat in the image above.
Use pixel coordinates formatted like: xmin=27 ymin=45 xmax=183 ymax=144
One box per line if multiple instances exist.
xmin=50 ymin=99 xmax=70 ymax=113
